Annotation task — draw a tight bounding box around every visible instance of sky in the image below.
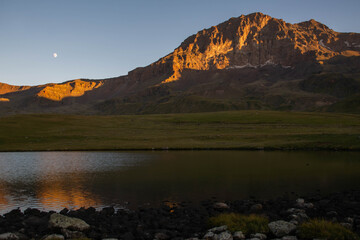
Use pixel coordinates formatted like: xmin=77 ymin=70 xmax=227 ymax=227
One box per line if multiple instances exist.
xmin=1 ymin=0 xmax=360 ymax=86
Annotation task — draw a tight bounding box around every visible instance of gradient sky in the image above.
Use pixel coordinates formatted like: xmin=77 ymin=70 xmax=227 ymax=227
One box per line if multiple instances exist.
xmin=1 ymin=0 xmax=359 ymax=86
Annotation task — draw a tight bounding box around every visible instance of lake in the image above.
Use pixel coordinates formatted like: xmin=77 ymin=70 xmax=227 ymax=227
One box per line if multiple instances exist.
xmin=0 ymin=151 xmax=360 ymax=214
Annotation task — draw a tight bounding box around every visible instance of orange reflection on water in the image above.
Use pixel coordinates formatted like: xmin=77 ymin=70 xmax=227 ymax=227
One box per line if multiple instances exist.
xmin=37 ymin=181 xmax=100 ymax=210
xmin=0 ymin=183 xmax=9 ymax=206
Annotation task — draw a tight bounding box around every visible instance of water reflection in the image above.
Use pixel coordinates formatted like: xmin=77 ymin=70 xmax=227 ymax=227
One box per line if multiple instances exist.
xmin=0 ymin=182 xmax=9 ymax=206
xmin=0 ymin=151 xmax=360 ymax=214
xmin=38 ymin=180 xmax=100 ymax=209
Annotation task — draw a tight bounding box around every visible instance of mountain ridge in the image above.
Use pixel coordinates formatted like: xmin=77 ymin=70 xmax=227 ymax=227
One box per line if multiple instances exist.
xmin=1 ymin=12 xmax=360 ymax=115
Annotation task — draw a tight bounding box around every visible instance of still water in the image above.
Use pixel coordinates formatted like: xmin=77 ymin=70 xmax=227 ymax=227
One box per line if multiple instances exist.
xmin=0 ymin=151 xmax=360 ymax=214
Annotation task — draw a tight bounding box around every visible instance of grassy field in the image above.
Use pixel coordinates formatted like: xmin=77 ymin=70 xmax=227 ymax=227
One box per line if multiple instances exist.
xmin=0 ymin=111 xmax=360 ymax=151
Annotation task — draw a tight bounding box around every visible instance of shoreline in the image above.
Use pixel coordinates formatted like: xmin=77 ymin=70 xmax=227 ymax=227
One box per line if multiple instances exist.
xmin=1 ymin=146 xmax=360 ymax=152
xmin=1 ymin=191 xmax=359 ymax=240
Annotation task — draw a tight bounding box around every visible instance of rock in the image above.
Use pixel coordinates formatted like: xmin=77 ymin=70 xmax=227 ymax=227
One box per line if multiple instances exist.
xmin=208 ymin=225 xmax=228 ymax=233
xmin=61 ymin=229 xmax=87 ymax=239
xmin=268 ymin=220 xmax=297 ymax=237
xmin=250 ymin=233 xmax=267 ymax=240
xmin=216 ymin=231 xmax=233 ymax=240
xmin=100 ymin=206 xmax=115 ymax=216
xmin=303 ymin=203 xmax=314 ymax=208
xmin=250 ymin=233 xmax=267 ymax=239
xmin=24 ymin=208 xmax=41 ymax=216
xmin=286 ymin=208 xmax=305 ymax=215
xmin=48 ymin=213 xmax=90 ymax=231
xmin=281 ymin=236 xmax=297 ymax=240
xmin=326 ymin=211 xmax=338 ymax=217
xmin=289 ymin=219 xmax=298 ymax=225
xmin=289 ymin=212 xmax=308 ymax=224
xmin=213 ymin=202 xmax=230 ymax=209
xmin=59 ymin=208 xmax=69 ymax=215
xmin=41 ymin=234 xmax=64 ymax=240
xmin=121 ymin=232 xmax=134 ymax=240
xmin=203 ymin=231 xmax=215 ymax=239
xmin=295 ymin=198 xmax=305 ymax=206
xmin=102 ymin=239 xmax=118 ymax=240
xmin=233 ymin=231 xmax=245 ymax=239
xmin=154 ymin=232 xmax=169 ymax=240
xmin=250 ymin=204 xmax=263 ymax=212
xmin=340 ymin=222 xmax=353 ymax=229
xmin=0 ymin=233 xmax=27 ymax=240
xmin=23 ymin=216 xmax=47 ymax=227
xmin=345 ymin=217 xmax=354 ymax=224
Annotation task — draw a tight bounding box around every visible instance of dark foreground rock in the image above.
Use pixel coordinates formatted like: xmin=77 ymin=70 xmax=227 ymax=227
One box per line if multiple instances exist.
xmin=0 ymin=191 xmax=360 ymax=239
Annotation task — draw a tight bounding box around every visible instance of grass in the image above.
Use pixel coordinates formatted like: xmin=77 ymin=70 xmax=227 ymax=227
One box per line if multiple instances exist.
xmin=208 ymin=213 xmax=269 ymax=234
xmin=299 ymin=219 xmax=360 ymax=240
xmin=0 ymin=110 xmax=360 ymax=151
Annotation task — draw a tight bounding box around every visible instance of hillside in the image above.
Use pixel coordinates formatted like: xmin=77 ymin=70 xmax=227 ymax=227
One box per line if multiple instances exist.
xmin=1 ymin=12 xmax=360 ymax=115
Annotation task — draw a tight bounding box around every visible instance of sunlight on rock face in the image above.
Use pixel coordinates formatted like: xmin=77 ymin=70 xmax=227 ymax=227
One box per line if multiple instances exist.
xmin=137 ymin=12 xmax=360 ymax=84
xmin=37 ymin=79 xmax=104 ymax=101
xmin=0 ymin=98 xmax=10 ymax=102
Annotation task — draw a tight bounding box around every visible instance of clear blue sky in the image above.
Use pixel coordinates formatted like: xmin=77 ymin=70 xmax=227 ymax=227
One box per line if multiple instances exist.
xmin=1 ymin=0 xmax=359 ymax=86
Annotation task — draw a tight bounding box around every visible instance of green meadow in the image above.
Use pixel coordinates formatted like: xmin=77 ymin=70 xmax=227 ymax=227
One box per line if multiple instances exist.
xmin=0 ymin=111 xmax=360 ymax=151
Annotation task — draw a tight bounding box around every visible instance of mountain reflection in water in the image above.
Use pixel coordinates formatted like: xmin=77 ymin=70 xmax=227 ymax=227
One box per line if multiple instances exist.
xmin=1 ymin=151 xmax=360 ymax=214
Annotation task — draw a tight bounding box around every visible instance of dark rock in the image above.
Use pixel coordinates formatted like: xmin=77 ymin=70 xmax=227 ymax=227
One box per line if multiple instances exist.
xmin=101 ymin=207 xmax=115 ymax=216
xmin=154 ymin=232 xmax=169 ymax=240
xmin=41 ymin=234 xmax=64 ymax=240
xmin=213 ymin=202 xmax=229 ymax=209
xmin=59 ymin=209 xmax=69 ymax=215
xmin=61 ymin=229 xmax=86 ymax=239
xmin=250 ymin=204 xmax=263 ymax=212
xmin=121 ymin=232 xmax=135 ymax=240
xmin=23 ymin=209 xmax=41 ymax=217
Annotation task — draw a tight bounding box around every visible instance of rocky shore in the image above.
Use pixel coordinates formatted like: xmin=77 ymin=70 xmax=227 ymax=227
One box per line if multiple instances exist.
xmin=0 ymin=191 xmax=360 ymax=240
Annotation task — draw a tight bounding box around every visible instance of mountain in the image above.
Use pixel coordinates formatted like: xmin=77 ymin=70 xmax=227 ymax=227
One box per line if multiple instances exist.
xmin=1 ymin=12 xmax=360 ymax=115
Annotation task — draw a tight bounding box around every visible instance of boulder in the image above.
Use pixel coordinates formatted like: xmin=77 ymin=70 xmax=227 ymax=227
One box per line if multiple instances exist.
xmin=213 ymin=202 xmax=230 ymax=209
xmin=203 ymin=231 xmax=215 ymax=239
xmin=216 ymin=231 xmax=233 ymax=240
xmin=154 ymin=232 xmax=169 ymax=240
xmin=281 ymin=236 xmax=297 ymax=240
xmin=0 ymin=233 xmax=27 ymax=240
xmin=41 ymin=234 xmax=64 ymax=240
xmin=268 ymin=220 xmax=296 ymax=237
xmin=233 ymin=231 xmax=245 ymax=239
xmin=250 ymin=204 xmax=263 ymax=212
xmin=250 ymin=233 xmax=267 ymax=239
xmin=61 ymin=229 xmax=87 ymax=239
xmin=48 ymin=213 xmax=90 ymax=231
xmin=208 ymin=225 xmax=228 ymax=233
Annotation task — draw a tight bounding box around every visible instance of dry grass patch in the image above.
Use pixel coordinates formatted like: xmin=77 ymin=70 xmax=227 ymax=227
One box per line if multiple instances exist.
xmin=209 ymin=213 xmax=269 ymax=234
xmin=299 ymin=219 xmax=359 ymax=240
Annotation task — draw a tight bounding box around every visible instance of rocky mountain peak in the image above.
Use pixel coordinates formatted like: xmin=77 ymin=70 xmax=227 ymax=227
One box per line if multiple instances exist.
xmin=129 ymin=12 xmax=360 ymax=84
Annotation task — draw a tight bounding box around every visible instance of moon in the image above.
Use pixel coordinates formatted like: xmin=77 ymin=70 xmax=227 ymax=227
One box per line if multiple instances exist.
xmin=53 ymin=53 xmax=58 ymax=58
